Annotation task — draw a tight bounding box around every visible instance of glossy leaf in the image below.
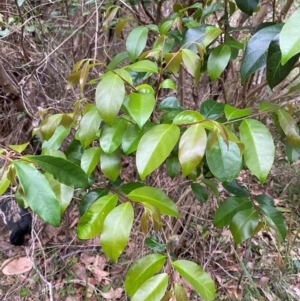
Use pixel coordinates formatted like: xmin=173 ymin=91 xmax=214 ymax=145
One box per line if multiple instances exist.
xmin=267 ymin=40 xmax=299 ymax=89
xmin=45 ymin=173 xmax=74 ymax=213
xmin=214 ymin=196 xmax=252 ymax=227
xmin=224 ymin=104 xmax=252 ymax=120
xmin=77 ymin=194 xmax=118 ymax=239
xmin=254 ymin=194 xmax=274 ymax=206
xmin=13 ymin=161 xmax=61 ymax=226
xmin=128 ymin=186 xmax=179 ymax=217
xmin=100 ymin=118 xmax=128 ymax=154
xmin=80 ymin=147 xmax=101 ymax=175
xmin=182 ymin=49 xmax=201 ymax=85
xmin=79 ymin=188 xmax=109 ymax=216
xmin=136 ymin=124 xmax=180 ymax=180
xmin=160 ymin=79 xmax=176 ymax=90
xmin=77 ymin=106 xmax=102 ymax=148
xmin=164 ymin=52 xmax=182 ymax=75
xmin=26 ymin=155 xmax=90 ymax=188
xmin=124 ymin=93 xmax=155 ymax=129
xmin=65 ymin=139 xmax=83 ymax=164
xmin=126 ymin=26 xmax=148 ymax=62
xmin=258 ymin=204 xmax=287 ymax=241
xmin=230 ymin=209 xmax=259 ymax=244
xmin=240 ymin=119 xmax=275 ymax=183
xmin=206 ymin=134 xmax=242 ymax=183
xmin=179 ymin=124 xmax=206 ymax=176
xmin=0 ymin=167 xmax=11 ymax=195
xmin=202 ymin=3 xmax=224 ymax=20
xmin=235 ymin=0 xmax=259 ymax=15
xmin=280 ymin=8 xmax=300 ymax=64
xmin=158 ymin=97 xmax=183 ymax=111
xmin=200 ymin=99 xmax=224 ymax=120
xmin=122 ymin=123 xmax=143 ymax=155
xmin=42 ymin=125 xmax=70 ymax=151
xmin=174 ymin=283 xmax=189 ymax=301
xmin=145 ymin=235 xmax=166 ymax=252
xmin=107 ymin=51 xmax=129 ymax=70
xmin=166 ymin=156 xmax=180 ymax=179
xmin=208 ymin=44 xmax=231 ymax=81
xmin=118 ymin=182 xmax=145 ymax=195
xmin=222 ymin=180 xmax=249 ymax=197
xmin=100 ymin=148 xmax=121 ymax=181
xmin=96 ymin=72 xmax=125 ymax=126
xmin=100 ymin=202 xmax=134 ymax=262
xmin=240 ymin=24 xmax=283 ymax=83
xmin=172 ymin=260 xmax=215 ymax=301
xmin=125 ymin=253 xmax=166 ymax=297
xmin=191 ymin=183 xmax=208 ymax=203
xmin=40 ymin=114 xmax=63 ymax=140
xmin=125 ymin=60 xmax=158 ymax=73
xmin=285 ymin=141 xmax=300 ymax=163
xmin=131 ymin=273 xmax=168 ymax=301
xmin=173 ymin=110 xmax=203 ymax=125
xmin=277 ymin=109 xmax=300 ymax=146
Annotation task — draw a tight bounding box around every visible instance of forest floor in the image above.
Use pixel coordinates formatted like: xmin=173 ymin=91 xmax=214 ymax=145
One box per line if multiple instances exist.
xmin=1 ymin=159 xmax=300 ymax=301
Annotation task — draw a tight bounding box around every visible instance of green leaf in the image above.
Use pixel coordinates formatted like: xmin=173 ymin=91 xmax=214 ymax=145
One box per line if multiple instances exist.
xmin=42 ymin=125 xmax=70 ymax=151
xmin=172 ymin=260 xmax=215 ymax=301
xmin=79 ymin=188 xmax=109 ymax=216
xmin=191 ymin=183 xmax=208 ymax=203
xmin=40 ymin=114 xmax=63 ymax=140
xmin=77 ymin=106 xmax=102 ymax=148
xmin=258 ymin=204 xmax=287 ymax=241
xmin=202 ymin=3 xmax=224 ymax=20
xmin=13 ymin=161 xmax=61 ymax=226
xmin=173 ymin=110 xmax=203 ymax=125
xmin=125 ymin=254 xmax=166 ymax=297
xmin=26 ymin=155 xmax=90 ymax=188
xmin=214 ymin=196 xmax=252 ymax=227
xmin=208 ymin=44 xmax=231 ymax=82
xmin=224 ymin=104 xmax=252 ymax=120
xmin=182 ymin=49 xmax=201 ymax=85
xmin=267 ymin=40 xmax=299 ymax=89
xmin=174 ymin=283 xmax=189 ymax=301
xmin=126 ymin=26 xmax=148 ymax=62
xmin=123 ymin=93 xmax=155 ymax=129
xmin=77 ymin=194 xmax=118 ymax=239
xmin=159 ymin=19 xmax=173 ymax=35
xmin=158 ymin=97 xmax=183 ymax=111
xmin=206 ymin=134 xmax=242 ymax=182
xmin=240 ymin=24 xmax=283 ymax=83
xmin=200 ymin=99 xmax=224 ymax=120
xmin=159 ymin=79 xmax=176 ymax=90
xmin=230 ymin=209 xmax=259 ymax=244
xmin=179 ymin=124 xmax=207 ymax=176
xmin=278 ymin=109 xmax=300 ymax=146
xmin=254 ymin=194 xmax=274 ymax=206
xmin=122 ymin=123 xmax=143 ymax=155
xmin=107 ymin=51 xmax=129 ymax=70
xmin=100 ymin=148 xmax=121 ymax=181
xmin=258 ymin=102 xmax=279 ymax=112
xmin=118 ymin=182 xmax=145 ymax=195
xmin=202 ymin=178 xmax=219 ymax=197
xmin=136 ymin=124 xmax=180 ymax=180
xmin=131 ymin=273 xmax=168 ymax=301
xmin=80 ymin=147 xmax=101 ymax=175
xmin=280 ymin=8 xmax=300 ymax=64
xmin=235 ymin=0 xmax=259 ymax=15
xmin=285 ymin=141 xmax=300 ymax=163
xmin=145 ymin=234 xmax=166 ymax=252
xmin=44 ymin=173 xmax=74 ymax=213
xmin=100 ymin=202 xmax=134 ymax=262
xmin=128 ymin=186 xmax=179 ymax=217
xmin=100 ymin=118 xmax=128 ymax=154
xmin=9 ymin=142 xmax=29 ymax=153
xmin=0 ymin=167 xmax=11 ymax=195
xmin=125 ymin=60 xmax=158 ymax=73
xmin=166 ymin=156 xmax=180 ymax=179
xmin=240 ymin=119 xmax=275 ymax=183
xmin=65 ymin=139 xmax=83 ymax=164
xmin=222 ymin=180 xmax=249 ymax=197
xmin=96 ymin=72 xmax=125 ymax=126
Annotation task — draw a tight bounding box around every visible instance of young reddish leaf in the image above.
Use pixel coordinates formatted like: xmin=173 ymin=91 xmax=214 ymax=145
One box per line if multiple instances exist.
xmin=13 ymin=161 xmax=61 ymax=227
xmin=179 ymin=124 xmax=207 ymax=176
xmin=126 ymin=26 xmax=148 ymax=62
xmin=230 ymin=209 xmax=259 ymax=244
xmin=172 ymin=260 xmax=215 ymax=301
xmin=96 ymin=72 xmax=125 ymax=126
xmin=125 ymin=253 xmax=166 ymax=297
xmin=128 ymin=186 xmax=179 ymax=217
xmin=208 ymin=44 xmax=231 ymax=82
xmin=100 ymin=202 xmax=134 ymax=262
xmin=77 ymin=194 xmax=118 ymax=239
xmin=136 ymin=124 xmax=180 ymax=180
xmin=240 ymin=119 xmax=274 ymax=183
xmin=131 ymin=274 xmax=168 ymax=301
